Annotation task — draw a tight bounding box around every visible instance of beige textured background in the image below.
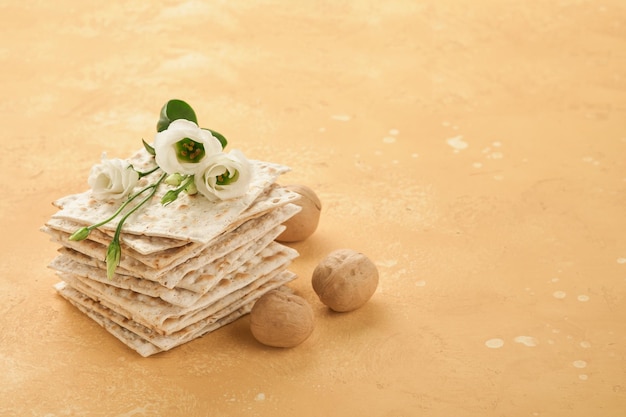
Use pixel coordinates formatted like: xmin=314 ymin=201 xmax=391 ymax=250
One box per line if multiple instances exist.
xmin=1 ymin=1 xmax=625 ymax=416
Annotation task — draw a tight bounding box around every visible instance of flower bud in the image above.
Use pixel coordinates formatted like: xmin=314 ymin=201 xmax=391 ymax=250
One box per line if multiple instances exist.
xmin=165 ymin=173 xmax=184 ymax=186
xmin=105 ymin=240 xmax=121 ymax=279
xmin=184 ymin=180 xmax=198 ymax=195
xmin=161 ymin=189 xmax=180 ymax=206
xmin=69 ymin=227 xmax=91 ymax=241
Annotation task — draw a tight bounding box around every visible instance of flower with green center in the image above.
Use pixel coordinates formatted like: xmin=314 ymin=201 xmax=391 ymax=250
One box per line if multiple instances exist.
xmin=154 ymin=119 xmax=222 ymax=175
xmin=195 ymin=149 xmax=253 ymax=201
xmin=175 ymin=138 xmax=205 ymax=162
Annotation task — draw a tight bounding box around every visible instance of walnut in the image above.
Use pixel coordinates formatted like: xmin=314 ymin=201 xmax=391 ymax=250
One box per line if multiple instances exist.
xmin=250 ymin=288 xmax=315 ymax=348
xmin=277 ymin=184 xmax=321 ymax=242
xmin=312 ymin=249 xmax=379 ymax=312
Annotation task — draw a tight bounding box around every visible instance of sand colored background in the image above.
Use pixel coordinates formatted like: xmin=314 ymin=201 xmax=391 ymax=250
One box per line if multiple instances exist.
xmin=1 ymin=1 xmax=625 ymax=416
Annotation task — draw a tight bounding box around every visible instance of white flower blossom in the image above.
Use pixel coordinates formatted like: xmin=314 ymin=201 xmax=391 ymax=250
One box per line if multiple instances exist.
xmin=88 ymin=154 xmax=139 ymax=200
xmin=194 ymin=149 xmax=253 ymax=201
xmin=154 ymin=119 xmax=223 ymax=175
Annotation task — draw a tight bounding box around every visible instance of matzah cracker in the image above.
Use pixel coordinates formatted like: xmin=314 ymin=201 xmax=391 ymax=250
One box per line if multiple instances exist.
xmin=50 ymin=224 xmax=286 ymax=307
xmin=46 ymin=217 xmax=191 ymax=254
xmin=55 ymin=271 xmax=295 ymax=357
xmin=44 ymin=203 xmax=300 ymax=275
xmin=46 ymin=183 xmax=299 ymax=256
xmin=66 ymin=268 xmax=294 ymax=349
xmin=55 ymin=282 xmax=252 ymax=357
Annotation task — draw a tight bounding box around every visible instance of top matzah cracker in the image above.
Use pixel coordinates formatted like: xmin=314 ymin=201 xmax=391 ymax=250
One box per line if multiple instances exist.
xmin=122 ymin=183 xmax=299 ymax=254
xmin=46 ymin=183 xmax=300 ymax=256
xmin=52 ymin=148 xmax=291 ymax=244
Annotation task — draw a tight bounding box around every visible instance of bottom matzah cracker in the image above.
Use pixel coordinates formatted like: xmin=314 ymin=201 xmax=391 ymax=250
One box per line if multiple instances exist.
xmin=54 ymin=270 xmax=296 ymax=356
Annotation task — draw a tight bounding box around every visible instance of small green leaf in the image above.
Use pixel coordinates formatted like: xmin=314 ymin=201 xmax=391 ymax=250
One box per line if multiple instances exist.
xmin=157 ymin=99 xmax=198 ymax=132
xmin=205 ymin=128 xmax=228 ymax=149
xmin=142 ymin=139 xmax=156 ymax=156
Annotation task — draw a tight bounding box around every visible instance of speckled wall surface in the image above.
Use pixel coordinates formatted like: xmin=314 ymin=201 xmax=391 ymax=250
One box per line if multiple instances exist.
xmin=1 ymin=1 xmax=625 ymax=416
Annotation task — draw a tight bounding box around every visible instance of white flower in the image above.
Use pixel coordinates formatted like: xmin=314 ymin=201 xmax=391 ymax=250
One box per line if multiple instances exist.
xmin=194 ymin=150 xmax=253 ymax=201
xmin=88 ymin=154 xmax=139 ymax=200
xmin=154 ymin=119 xmax=223 ymax=175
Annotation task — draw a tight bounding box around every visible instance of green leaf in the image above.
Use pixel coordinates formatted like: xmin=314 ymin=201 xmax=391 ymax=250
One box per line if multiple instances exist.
xmin=205 ymin=128 xmax=228 ymax=149
xmin=142 ymin=139 xmax=156 ymax=156
xmin=157 ymin=99 xmax=198 ymax=132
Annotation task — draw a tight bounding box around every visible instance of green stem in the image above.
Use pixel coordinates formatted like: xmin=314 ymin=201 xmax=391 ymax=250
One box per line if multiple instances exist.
xmin=87 ymin=178 xmax=160 ymax=232
xmin=105 ymin=172 xmax=167 ymax=278
xmin=136 ymin=165 xmax=160 ymax=178
xmin=113 ymin=173 xmax=167 ymax=239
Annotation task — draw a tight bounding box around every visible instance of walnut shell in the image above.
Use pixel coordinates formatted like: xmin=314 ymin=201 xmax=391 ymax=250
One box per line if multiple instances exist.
xmin=277 ymin=184 xmax=321 ymax=242
xmin=312 ymin=249 xmax=379 ymax=312
xmin=250 ymin=289 xmax=315 ymax=348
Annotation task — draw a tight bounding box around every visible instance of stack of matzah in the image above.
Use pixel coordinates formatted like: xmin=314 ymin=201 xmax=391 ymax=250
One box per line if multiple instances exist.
xmin=43 ymin=149 xmax=301 ymax=357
